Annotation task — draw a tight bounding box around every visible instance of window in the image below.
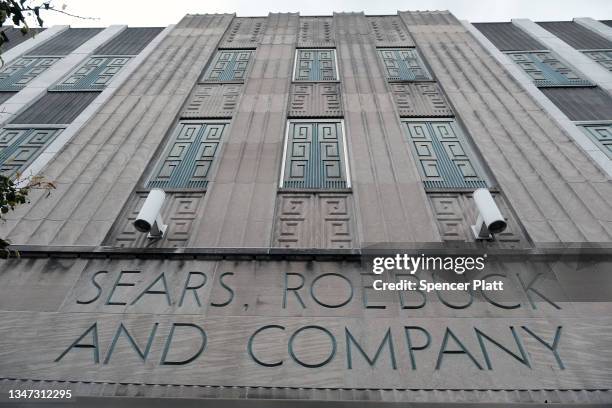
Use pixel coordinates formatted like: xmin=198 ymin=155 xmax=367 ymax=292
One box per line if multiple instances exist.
xmin=201 ymin=50 xmax=254 ymax=82
xmin=0 ymin=57 xmax=60 ymax=91
xmin=505 ymin=51 xmax=592 ymax=87
xmin=281 ymin=120 xmax=349 ymax=189
xmin=377 ymin=48 xmax=431 ymax=81
xmin=582 ymin=50 xmax=612 ymax=72
xmin=294 ymin=49 xmax=338 ymax=81
xmin=579 ymin=124 xmax=612 ymax=159
xmin=49 ymin=56 xmax=132 ymax=91
xmin=147 ymin=121 xmax=228 ymax=189
xmin=401 ymin=120 xmax=487 ymax=190
xmin=0 ymin=127 xmax=62 ymax=177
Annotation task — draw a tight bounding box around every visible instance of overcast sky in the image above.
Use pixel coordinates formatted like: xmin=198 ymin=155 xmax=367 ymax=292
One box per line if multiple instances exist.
xmin=39 ymin=0 xmax=611 ymax=27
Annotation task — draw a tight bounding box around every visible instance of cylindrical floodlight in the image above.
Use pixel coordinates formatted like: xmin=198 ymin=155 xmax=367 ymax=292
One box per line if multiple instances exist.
xmin=133 ymin=189 xmax=167 ymax=238
xmin=472 ymin=188 xmax=507 ymax=239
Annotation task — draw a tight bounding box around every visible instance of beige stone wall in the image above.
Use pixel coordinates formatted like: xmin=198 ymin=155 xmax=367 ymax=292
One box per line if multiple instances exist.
xmin=0 ymin=256 xmax=610 ymax=399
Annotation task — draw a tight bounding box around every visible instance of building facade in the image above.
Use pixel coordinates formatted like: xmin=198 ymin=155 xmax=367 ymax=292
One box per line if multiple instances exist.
xmin=0 ymin=11 xmax=611 ymax=406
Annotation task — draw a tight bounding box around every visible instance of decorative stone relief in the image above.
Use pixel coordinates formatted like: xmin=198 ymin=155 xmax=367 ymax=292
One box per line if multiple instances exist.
xmin=368 ymin=16 xmax=414 ymax=47
xmin=288 ymin=83 xmax=342 ymax=117
xmin=298 ymin=17 xmax=334 ymax=47
xmin=428 ymin=192 xmax=524 ymax=246
xmin=109 ymin=191 xmax=205 ymax=248
xmin=390 ymin=83 xmax=453 ymax=117
xmin=274 ymin=192 xmax=355 ymax=249
xmin=220 ymin=17 xmax=266 ymax=48
xmin=181 ymin=84 xmax=241 ymax=118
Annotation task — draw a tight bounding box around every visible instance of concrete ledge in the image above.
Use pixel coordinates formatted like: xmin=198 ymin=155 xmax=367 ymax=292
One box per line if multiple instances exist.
xmin=0 ymin=380 xmax=610 ymax=406
xmin=5 ymin=243 xmax=612 ymax=261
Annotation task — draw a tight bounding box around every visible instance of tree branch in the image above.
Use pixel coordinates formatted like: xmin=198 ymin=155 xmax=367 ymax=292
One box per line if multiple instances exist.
xmin=31 ymin=5 xmax=99 ymax=21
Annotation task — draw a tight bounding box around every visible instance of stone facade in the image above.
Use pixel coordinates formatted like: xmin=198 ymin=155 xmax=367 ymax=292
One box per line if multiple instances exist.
xmin=0 ymin=11 xmax=611 ymax=407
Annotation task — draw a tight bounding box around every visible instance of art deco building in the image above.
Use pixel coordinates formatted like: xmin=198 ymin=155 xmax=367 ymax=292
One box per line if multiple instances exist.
xmin=0 ymin=10 xmax=611 ymax=407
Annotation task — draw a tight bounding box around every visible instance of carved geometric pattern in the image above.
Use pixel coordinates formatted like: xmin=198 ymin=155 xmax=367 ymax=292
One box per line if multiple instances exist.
xmin=111 ymin=191 xmax=205 ymax=248
xmin=220 ymin=17 xmax=266 ymax=48
xmin=49 ymin=56 xmax=132 ymax=91
xmin=582 ymin=50 xmax=612 ymax=72
xmin=505 ymin=51 xmax=593 ymax=87
xmin=0 ymin=57 xmax=60 ymax=91
xmin=298 ymin=17 xmax=334 ymax=47
xmin=579 ymin=124 xmax=612 ymax=159
xmin=274 ymin=192 xmax=355 ymax=249
xmin=390 ymin=83 xmax=453 ymax=117
xmin=428 ymin=192 xmax=524 ymax=246
xmin=282 ymin=121 xmax=348 ymax=189
xmin=201 ymin=50 xmax=254 ymax=82
xmin=0 ymin=127 xmax=62 ymax=177
xmin=147 ymin=121 xmax=229 ymax=189
xmin=402 ymin=121 xmax=488 ymax=190
xmin=368 ymin=16 xmax=414 ymax=47
xmin=288 ymin=83 xmax=343 ymax=117
xmin=294 ymin=49 xmax=338 ymax=81
xmin=377 ymin=48 xmax=432 ymax=81
xmin=181 ymin=84 xmax=241 ymax=118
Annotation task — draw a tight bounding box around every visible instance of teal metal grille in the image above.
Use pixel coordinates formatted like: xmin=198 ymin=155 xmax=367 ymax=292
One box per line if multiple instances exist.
xmin=402 ymin=121 xmax=488 ymax=190
xmin=0 ymin=128 xmax=62 ymax=177
xmin=0 ymin=57 xmax=60 ymax=91
xmin=579 ymin=124 xmax=612 ymax=159
xmin=377 ymin=48 xmax=431 ymax=81
xmin=294 ymin=49 xmax=338 ymax=81
xmin=282 ymin=121 xmax=348 ymax=189
xmin=505 ymin=51 xmax=593 ymax=87
xmin=201 ymin=50 xmax=254 ymax=82
xmin=147 ymin=121 xmax=228 ymax=189
xmin=582 ymin=50 xmax=612 ymax=72
xmin=50 ymin=56 xmax=131 ymax=91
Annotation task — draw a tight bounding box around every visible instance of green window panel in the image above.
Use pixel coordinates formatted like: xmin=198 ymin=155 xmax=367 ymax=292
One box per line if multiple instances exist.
xmin=505 ymin=51 xmax=593 ymax=87
xmin=0 ymin=57 xmax=60 ymax=91
xmin=582 ymin=50 xmax=612 ymax=72
xmin=294 ymin=49 xmax=338 ymax=81
xmin=147 ymin=121 xmax=228 ymax=189
xmin=49 ymin=56 xmax=132 ymax=91
xmin=282 ymin=121 xmax=348 ymax=189
xmin=377 ymin=48 xmax=432 ymax=81
xmin=402 ymin=120 xmax=488 ymax=190
xmin=0 ymin=127 xmax=62 ymax=177
xmin=580 ymin=124 xmax=612 ymax=159
xmin=201 ymin=50 xmax=254 ymax=82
